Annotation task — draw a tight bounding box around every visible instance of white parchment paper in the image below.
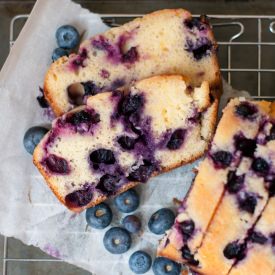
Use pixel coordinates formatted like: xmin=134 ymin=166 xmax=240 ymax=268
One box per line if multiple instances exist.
xmin=0 ymin=0 xmax=250 ymax=274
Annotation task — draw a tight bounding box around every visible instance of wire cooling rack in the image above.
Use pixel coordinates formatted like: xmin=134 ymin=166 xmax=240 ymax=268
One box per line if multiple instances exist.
xmin=3 ymin=13 xmax=275 ymax=275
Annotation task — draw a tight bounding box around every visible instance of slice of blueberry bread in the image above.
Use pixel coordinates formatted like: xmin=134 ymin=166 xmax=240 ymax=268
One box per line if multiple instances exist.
xmin=157 ymin=98 xmax=273 ymax=272
xmin=34 ymin=75 xmax=218 ymax=212
xmin=228 ymin=196 xmax=275 ymax=275
xmin=44 ymin=9 xmax=221 ymax=116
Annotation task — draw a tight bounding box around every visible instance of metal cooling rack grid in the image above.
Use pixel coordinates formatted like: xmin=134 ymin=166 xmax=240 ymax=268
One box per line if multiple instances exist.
xmin=3 ymin=13 xmax=275 ymax=275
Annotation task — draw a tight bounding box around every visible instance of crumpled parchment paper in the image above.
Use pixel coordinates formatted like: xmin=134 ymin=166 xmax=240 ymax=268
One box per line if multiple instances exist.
xmin=0 ymin=0 xmax=250 ymax=273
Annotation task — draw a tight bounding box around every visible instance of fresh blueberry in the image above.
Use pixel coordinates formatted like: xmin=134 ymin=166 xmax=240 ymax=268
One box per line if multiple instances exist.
xmin=235 ymin=102 xmax=258 ymax=119
xmin=117 ymin=135 xmax=136 ymax=150
xmin=129 ymin=250 xmax=152 ymax=274
xmin=122 ymin=215 xmax=141 ymax=233
xmin=179 ymin=219 xmax=195 ymax=241
xmin=44 ymin=154 xmax=70 ymax=174
xmin=52 ymin=47 xmax=70 ymax=61
xmin=211 ymin=151 xmax=233 ymax=168
xmin=66 ymin=110 xmax=100 ymax=125
xmin=90 ymin=149 xmax=116 ymax=165
xmin=86 ymin=203 xmax=112 ymax=229
xmin=238 ymin=193 xmax=257 ymax=214
xmin=167 ymin=129 xmax=186 ymax=150
xmin=226 ymin=171 xmax=244 ymax=194
xmin=122 ymin=47 xmax=139 ymax=64
xmin=148 ymin=208 xmax=175 ymax=235
xmin=96 ymin=174 xmax=121 ymax=195
xmin=249 ymin=231 xmax=268 ymax=244
xmin=235 ymin=136 xmax=257 ymax=157
xmin=120 ymin=94 xmax=143 ymax=115
xmin=128 ymin=161 xmax=155 ymax=183
xmin=223 ymin=241 xmax=246 ymax=260
xmin=23 ymin=126 xmax=48 ymax=155
xmin=65 ymin=184 xmax=93 ymax=208
xmin=103 ymin=227 xmax=131 ymax=254
xmin=181 ymin=245 xmax=199 ymax=266
xmin=56 ymin=25 xmax=80 ymax=49
xmin=252 ymin=157 xmax=270 ymax=175
xmin=114 ymin=189 xmax=139 ymax=213
xmin=152 ymin=257 xmax=181 ymax=275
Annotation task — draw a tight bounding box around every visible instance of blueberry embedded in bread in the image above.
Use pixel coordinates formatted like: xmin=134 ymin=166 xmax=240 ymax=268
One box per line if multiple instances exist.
xmin=44 ymin=9 xmax=221 ymax=116
xmin=34 ymin=75 xmax=218 ymax=212
xmin=157 ymin=98 xmax=274 ymax=275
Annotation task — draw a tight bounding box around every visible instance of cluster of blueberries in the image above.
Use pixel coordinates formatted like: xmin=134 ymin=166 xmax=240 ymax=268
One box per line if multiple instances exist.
xmin=85 ymin=188 xmax=181 ymax=274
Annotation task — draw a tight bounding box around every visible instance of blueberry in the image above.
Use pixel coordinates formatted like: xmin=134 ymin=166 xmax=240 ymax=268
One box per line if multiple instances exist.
xmin=114 ymin=189 xmax=139 ymax=213
xmin=192 ymin=43 xmax=212 ymax=60
xmin=103 ymin=227 xmax=131 ymax=254
xmin=86 ymin=203 xmax=112 ymax=229
xmin=185 ymin=37 xmax=212 ymax=60
xmin=111 ymin=78 xmax=125 ymax=90
xmin=148 ymin=208 xmax=175 ymax=235
xmin=128 ymin=161 xmax=155 ymax=183
xmin=167 ymin=129 xmax=186 ymax=150
xmin=90 ymin=149 xmax=115 ymax=165
xmin=252 ymin=158 xmax=270 ymax=175
xmin=179 ymin=219 xmax=195 ymax=241
xmin=44 ymin=154 xmax=70 ymax=174
xmin=268 ymin=180 xmax=275 ymax=197
xmin=226 ymin=171 xmax=244 ymax=194
xmin=181 ymin=245 xmax=199 ymax=266
xmin=65 ymin=184 xmax=93 ymax=208
xmin=23 ymin=126 xmax=48 ymax=155
xmin=152 ymin=257 xmax=181 ymax=275
xmin=120 ymin=94 xmax=143 ymax=115
xmin=82 ymin=81 xmax=101 ymax=96
xmin=122 ymin=215 xmax=141 ymax=233
xmin=122 ymin=47 xmax=139 ymax=64
xmin=211 ymin=151 xmax=233 ymax=168
xmin=52 ymin=47 xmax=69 ymax=61
xmin=56 ymin=25 xmax=80 ymax=49
xmin=235 ymin=102 xmax=258 ymax=119
xmin=267 ymin=125 xmax=275 ymax=141
xmin=96 ymin=174 xmax=121 ymax=195
xmin=37 ymin=87 xmax=49 ymax=108
xmin=235 ymin=136 xmax=257 ymax=157
xmin=129 ymin=251 xmax=152 ymax=274
xmin=117 ymin=136 xmax=136 ymax=150
xmin=184 ymin=18 xmax=207 ymax=31
xmin=223 ymin=241 xmax=246 ymax=260
xmin=66 ymin=110 xmax=100 ymax=125
xmin=238 ymin=193 xmax=257 ymax=214
xmin=270 ymin=233 xmax=275 ymax=246
xmin=249 ymin=231 xmax=267 ymax=244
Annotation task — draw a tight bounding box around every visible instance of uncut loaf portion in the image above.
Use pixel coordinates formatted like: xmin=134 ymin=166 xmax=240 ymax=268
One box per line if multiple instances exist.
xmin=44 ymin=9 xmax=221 ymax=116
xmin=34 ymin=75 xmax=218 ymax=212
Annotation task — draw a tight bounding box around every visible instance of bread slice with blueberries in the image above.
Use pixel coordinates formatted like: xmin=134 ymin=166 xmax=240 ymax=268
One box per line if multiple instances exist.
xmin=158 ymin=99 xmax=275 ymax=275
xmin=34 ymin=75 xmax=218 ymax=212
xmin=44 ymin=9 xmax=221 ymax=117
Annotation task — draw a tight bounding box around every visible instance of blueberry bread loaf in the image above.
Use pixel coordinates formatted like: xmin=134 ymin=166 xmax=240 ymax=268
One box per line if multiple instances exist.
xmin=44 ymin=9 xmax=221 ymax=116
xmin=34 ymin=75 xmax=218 ymax=212
xmin=158 ymin=98 xmax=275 ymax=275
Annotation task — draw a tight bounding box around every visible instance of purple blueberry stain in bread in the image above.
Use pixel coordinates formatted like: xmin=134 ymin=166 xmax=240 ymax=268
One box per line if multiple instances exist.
xmin=248 ymin=231 xmax=268 ymax=244
xmin=128 ymin=160 xmax=155 ymax=182
xmin=65 ymin=183 xmax=94 ymax=208
xmin=251 ymin=157 xmax=270 ymax=176
xmin=234 ymin=135 xmax=257 ymax=158
xmin=184 ymin=17 xmax=208 ymax=33
xmin=44 ymin=154 xmax=70 ymax=174
xmin=111 ymin=78 xmax=125 ymax=90
xmin=96 ymin=174 xmax=122 ymax=195
xmin=70 ymin=48 xmax=88 ymax=69
xmin=211 ymin=151 xmax=233 ymax=169
xmin=121 ymin=47 xmax=139 ymax=64
xmin=185 ymin=37 xmax=213 ymax=60
xmin=166 ymin=129 xmax=186 ymax=150
xmin=100 ymin=69 xmax=110 ymax=79
xmin=237 ymin=192 xmax=257 ymax=214
xmin=235 ymin=102 xmax=258 ymax=120
xmin=181 ymin=245 xmax=199 ymax=266
xmin=223 ymin=241 xmax=246 ymax=260
xmin=90 ymin=149 xmax=116 ymax=165
xmin=226 ymin=171 xmax=245 ymax=194
xmin=179 ymin=219 xmax=195 ymax=241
